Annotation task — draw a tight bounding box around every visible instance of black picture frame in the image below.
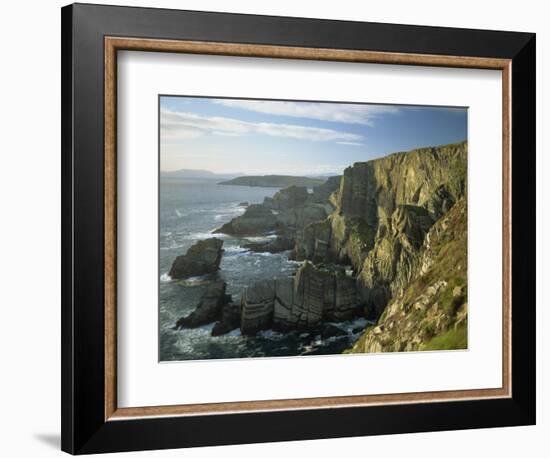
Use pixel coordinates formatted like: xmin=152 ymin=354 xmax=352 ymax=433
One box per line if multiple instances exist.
xmin=61 ymin=3 xmax=536 ymax=454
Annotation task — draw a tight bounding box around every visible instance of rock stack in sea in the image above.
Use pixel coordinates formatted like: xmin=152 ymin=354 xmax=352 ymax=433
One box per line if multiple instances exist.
xmin=168 ymin=238 xmax=224 ymax=279
xmin=239 ymin=261 xmax=360 ymax=335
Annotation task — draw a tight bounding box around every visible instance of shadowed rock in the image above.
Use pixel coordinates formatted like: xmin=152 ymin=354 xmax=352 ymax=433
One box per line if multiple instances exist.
xmin=213 ymin=204 xmax=277 ymax=235
xmin=175 ymin=281 xmax=231 ymax=328
xmin=242 ymin=236 xmax=294 ymax=253
xmin=212 ymin=302 xmax=241 ymax=336
xmin=349 ymin=199 xmax=468 ymax=353
xmin=240 ymin=279 xmax=276 ymax=335
xmin=168 ymin=238 xmax=224 ymax=279
xmin=308 ymin=176 xmax=341 ymax=204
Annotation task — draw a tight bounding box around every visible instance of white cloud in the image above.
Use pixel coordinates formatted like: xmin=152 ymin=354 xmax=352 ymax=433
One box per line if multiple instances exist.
xmin=336 ymin=141 xmax=364 ymax=146
xmin=213 ymin=99 xmax=400 ymax=125
xmin=161 ymin=109 xmax=363 ymax=143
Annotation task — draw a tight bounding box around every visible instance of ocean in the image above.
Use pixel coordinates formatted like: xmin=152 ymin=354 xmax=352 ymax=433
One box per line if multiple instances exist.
xmin=159 ymin=176 xmax=366 ymax=361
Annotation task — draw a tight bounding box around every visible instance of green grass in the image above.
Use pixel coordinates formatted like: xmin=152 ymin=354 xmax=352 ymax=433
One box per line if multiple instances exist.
xmin=421 ymin=324 xmax=467 ymax=351
xmin=438 ymin=276 xmax=467 ymax=314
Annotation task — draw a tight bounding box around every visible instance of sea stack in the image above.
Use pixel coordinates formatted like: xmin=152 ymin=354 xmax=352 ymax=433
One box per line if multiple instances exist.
xmin=168 ymin=238 xmax=224 ymax=279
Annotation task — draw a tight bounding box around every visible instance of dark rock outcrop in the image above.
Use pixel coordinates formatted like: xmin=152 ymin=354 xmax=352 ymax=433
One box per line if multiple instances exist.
xmin=168 ymin=238 xmax=224 ymax=279
xmin=215 ymin=185 xmax=329 ymax=237
xmin=175 ymin=281 xmax=231 ymax=328
xmin=242 ymin=236 xmax=294 ymax=253
xmin=213 ymin=204 xmax=277 ymax=235
xmin=321 ymin=324 xmax=348 ymax=339
xmin=211 ymin=302 xmax=241 ymax=336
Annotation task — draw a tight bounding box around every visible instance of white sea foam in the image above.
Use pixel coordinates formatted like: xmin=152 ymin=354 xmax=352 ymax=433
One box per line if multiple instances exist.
xmin=198 ymin=322 xmax=216 ymax=332
xmin=187 ymin=231 xmax=230 ymax=241
xmin=244 ymin=235 xmax=277 ymax=243
xmin=286 ymin=259 xmax=305 ymax=266
xmin=180 ymin=276 xmax=211 ymax=287
xmin=326 ymin=317 xmax=371 ymax=335
xmin=258 ymin=329 xmax=284 ymax=340
xmin=160 ymin=273 xmax=172 ymax=282
xmin=187 ymin=232 xmax=215 ymax=240
xmin=224 ymin=246 xmax=249 ymax=255
xmin=160 ymin=244 xmax=185 ymax=251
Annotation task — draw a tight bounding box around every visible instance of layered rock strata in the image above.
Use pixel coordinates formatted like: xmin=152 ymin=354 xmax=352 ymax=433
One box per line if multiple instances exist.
xmin=240 ymin=261 xmax=360 ymax=335
xmin=292 ymin=141 xmax=467 ymax=320
xmin=348 ymin=199 xmax=468 ymax=353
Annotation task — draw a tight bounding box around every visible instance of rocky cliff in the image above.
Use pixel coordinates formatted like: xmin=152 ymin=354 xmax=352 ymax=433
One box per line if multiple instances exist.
xmin=214 ymin=185 xmax=330 ymax=236
xmin=292 ymin=141 xmax=467 ymax=319
xmin=174 ymin=141 xmax=468 ymax=353
xmin=347 ymin=198 xmax=468 ymax=353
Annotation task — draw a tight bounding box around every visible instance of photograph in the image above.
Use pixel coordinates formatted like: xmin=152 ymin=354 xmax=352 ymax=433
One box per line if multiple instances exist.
xmin=159 ymin=96 xmax=468 ymax=361
xmin=51 ymin=2 xmax=538 ymax=455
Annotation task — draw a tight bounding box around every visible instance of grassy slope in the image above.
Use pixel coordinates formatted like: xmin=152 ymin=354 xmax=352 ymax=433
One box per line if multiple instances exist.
xmin=347 ymin=198 xmax=468 ymax=353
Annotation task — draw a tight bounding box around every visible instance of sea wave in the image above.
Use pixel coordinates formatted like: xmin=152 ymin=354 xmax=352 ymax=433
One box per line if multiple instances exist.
xmin=254 ymin=252 xmax=275 ymax=258
xmin=186 ymin=231 xmax=230 ymax=241
xmin=327 ymin=317 xmax=371 ymax=335
xmin=180 ymin=276 xmax=212 ymax=287
xmin=224 ymin=246 xmax=250 ymax=255
xmin=285 ymin=259 xmax=305 ymax=266
xmin=257 ymin=329 xmax=285 ymax=340
xmin=160 ymin=273 xmax=172 ymax=282
xmin=243 ymin=234 xmax=277 ymax=243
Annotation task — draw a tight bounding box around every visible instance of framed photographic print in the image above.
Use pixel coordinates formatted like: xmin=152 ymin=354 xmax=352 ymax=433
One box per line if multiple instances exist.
xmin=61 ymin=3 xmax=536 ymax=454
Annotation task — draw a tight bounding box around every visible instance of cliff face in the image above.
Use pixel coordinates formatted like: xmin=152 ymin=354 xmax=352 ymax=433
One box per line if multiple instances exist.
xmin=348 ymin=198 xmax=467 ymax=353
xmin=293 ymin=141 xmax=467 ymax=320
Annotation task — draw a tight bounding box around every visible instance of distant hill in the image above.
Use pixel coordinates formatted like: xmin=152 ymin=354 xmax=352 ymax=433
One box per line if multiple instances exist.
xmin=218 ymin=175 xmax=327 ymax=188
xmin=161 ymin=169 xmax=240 ymax=180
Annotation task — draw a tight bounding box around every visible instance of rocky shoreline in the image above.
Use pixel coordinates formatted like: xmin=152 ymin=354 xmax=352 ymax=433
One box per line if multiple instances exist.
xmin=169 ymin=141 xmax=468 ymax=354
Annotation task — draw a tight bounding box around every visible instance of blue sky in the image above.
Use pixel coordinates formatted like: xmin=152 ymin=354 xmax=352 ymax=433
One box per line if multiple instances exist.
xmin=160 ymin=96 xmax=467 ymax=175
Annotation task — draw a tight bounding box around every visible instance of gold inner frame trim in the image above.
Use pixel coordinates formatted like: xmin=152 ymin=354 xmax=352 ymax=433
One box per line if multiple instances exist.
xmin=104 ymin=36 xmax=512 ymax=421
